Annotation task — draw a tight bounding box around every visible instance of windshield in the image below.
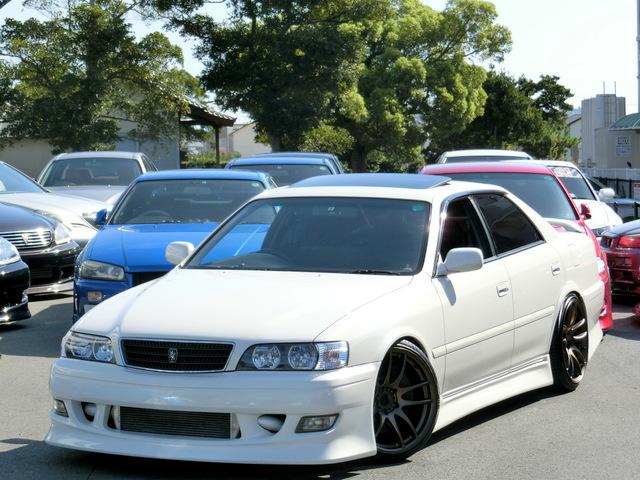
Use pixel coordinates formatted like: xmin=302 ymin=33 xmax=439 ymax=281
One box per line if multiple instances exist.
xmin=445 ymin=155 xmax=528 ymax=163
xmin=445 ymin=172 xmax=578 ymax=220
xmin=109 ymin=179 xmax=266 ymax=225
xmin=228 ymin=164 xmax=332 ymax=186
xmin=548 ymin=166 xmax=596 ymax=200
xmin=0 ymin=162 xmax=45 ymax=193
xmin=187 ymin=197 xmax=431 ymax=275
xmin=41 ymin=158 xmax=142 ymax=187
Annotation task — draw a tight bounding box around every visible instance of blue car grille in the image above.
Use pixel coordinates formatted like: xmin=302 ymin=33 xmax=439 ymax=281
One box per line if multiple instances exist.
xmin=121 ymin=339 xmax=233 ymax=372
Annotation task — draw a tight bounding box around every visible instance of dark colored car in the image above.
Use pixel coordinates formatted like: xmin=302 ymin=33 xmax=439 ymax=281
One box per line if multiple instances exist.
xmin=0 ymin=236 xmax=30 ymax=324
xmin=600 ymin=220 xmax=640 ymax=297
xmin=0 ymin=202 xmax=81 ymax=295
xmin=225 ymin=156 xmax=338 ymax=186
xmin=256 ymin=152 xmax=345 ymax=173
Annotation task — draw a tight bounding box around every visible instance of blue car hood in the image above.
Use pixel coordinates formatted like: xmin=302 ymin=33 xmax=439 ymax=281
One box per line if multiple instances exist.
xmin=86 ymin=224 xmax=218 ymax=272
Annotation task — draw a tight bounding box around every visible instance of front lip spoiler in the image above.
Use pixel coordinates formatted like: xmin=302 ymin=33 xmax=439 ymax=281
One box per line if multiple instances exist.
xmin=27 ymin=280 xmax=73 ymax=295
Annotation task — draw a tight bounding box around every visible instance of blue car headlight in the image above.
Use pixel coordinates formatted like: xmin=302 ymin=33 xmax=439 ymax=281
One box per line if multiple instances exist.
xmin=79 ymin=260 xmax=125 ymax=281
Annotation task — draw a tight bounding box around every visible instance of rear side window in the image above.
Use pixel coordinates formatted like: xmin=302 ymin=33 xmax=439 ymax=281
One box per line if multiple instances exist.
xmin=474 ymin=194 xmax=542 ymax=255
xmin=440 ymin=197 xmax=493 ymax=260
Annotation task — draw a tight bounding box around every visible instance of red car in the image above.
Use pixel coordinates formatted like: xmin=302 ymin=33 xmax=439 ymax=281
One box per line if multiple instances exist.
xmin=421 ymin=162 xmax=614 ymax=331
xmin=600 ymin=219 xmax=640 ymax=297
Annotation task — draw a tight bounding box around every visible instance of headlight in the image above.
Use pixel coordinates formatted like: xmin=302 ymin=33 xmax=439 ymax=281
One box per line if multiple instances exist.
xmin=237 ymin=342 xmax=348 ymax=371
xmin=0 ymin=237 xmax=20 ymax=266
xmin=63 ymin=332 xmax=115 ymax=363
xmin=79 ymin=260 xmax=125 ymax=281
xmin=53 ymin=222 xmax=72 ymax=244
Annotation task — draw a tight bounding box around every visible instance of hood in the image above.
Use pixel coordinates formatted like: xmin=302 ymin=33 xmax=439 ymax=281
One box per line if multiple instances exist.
xmin=76 ymin=268 xmax=413 ymax=342
xmin=46 ymin=186 xmax=125 ymax=204
xmin=604 ymin=218 xmax=640 ymax=237
xmin=0 ymin=202 xmax=53 ymax=232
xmin=0 ymin=192 xmax=107 ymax=219
xmin=86 ymin=223 xmax=217 ymax=271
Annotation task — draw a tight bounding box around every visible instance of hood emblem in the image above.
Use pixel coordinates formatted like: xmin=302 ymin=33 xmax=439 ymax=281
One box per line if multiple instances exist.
xmin=168 ymin=348 xmax=178 ymax=364
xmin=21 ymin=233 xmax=31 ymax=243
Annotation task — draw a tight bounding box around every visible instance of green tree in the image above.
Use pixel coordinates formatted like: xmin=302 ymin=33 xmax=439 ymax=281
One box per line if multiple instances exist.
xmin=0 ymin=0 xmax=201 ymax=152
xmin=427 ymin=71 xmax=577 ymax=160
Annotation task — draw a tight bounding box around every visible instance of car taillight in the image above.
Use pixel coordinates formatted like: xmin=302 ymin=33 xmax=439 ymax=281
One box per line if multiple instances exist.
xmin=618 ymin=235 xmax=640 ymax=249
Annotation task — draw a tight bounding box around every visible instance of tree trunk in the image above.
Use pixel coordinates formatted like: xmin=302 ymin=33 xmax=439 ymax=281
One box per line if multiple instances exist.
xmin=350 ymin=143 xmax=367 ymax=172
xmin=267 ymin=132 xmax=281 ymax=152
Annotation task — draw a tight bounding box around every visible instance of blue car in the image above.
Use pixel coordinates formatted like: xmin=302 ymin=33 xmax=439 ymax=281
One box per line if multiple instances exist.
xmin=225 ymin=155 xmax=338 ymax=186
xmin=73 ymin=169 xmax=274 ymax=321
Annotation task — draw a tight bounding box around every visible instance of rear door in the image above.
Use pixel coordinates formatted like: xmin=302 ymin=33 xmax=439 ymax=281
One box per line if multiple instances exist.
xmin=474 ymin=194 xmax=562 ymax=366
xmin=432 ymin=196 xmax=514 ymax=393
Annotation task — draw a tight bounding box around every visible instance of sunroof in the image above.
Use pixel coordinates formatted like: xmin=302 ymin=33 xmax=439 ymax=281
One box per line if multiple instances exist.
xmin=291 ymin=173 xmax=450 ymax=190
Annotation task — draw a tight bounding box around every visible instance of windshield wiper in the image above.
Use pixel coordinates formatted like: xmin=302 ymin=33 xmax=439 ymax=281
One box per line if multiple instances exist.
xmin=349 ymin=269 xmax=401 ymax=275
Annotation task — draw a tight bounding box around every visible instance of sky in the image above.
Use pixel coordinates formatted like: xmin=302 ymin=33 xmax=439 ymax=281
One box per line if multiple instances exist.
xmin=1 ymin=0 xmax=639 ymax=121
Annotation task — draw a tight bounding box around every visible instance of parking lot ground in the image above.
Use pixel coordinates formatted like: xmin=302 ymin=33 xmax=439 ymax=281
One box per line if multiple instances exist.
xmin=1 ymin=295 xmax=639 ymax=480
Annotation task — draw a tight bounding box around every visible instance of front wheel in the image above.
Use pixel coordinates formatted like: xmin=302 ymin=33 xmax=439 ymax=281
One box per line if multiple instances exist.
xmin=374 ymin=340 xmax=439 ymax=462
xmin=550 ymin=294 xmax=589 ymax=392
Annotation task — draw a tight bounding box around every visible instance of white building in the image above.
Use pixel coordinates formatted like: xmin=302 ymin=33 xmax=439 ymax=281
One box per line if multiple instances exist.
xmin=581 ymin=94 xmax=626 ymax=166
xmin=220 ymin=122 xmax=271 ymax=157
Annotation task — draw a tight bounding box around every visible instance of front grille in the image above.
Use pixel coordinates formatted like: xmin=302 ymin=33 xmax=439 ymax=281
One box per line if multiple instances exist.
xmin=28 ymin=265 xmax=74 ymax=286
xmin=119 ymin=406 xmax=232 ymax=438
xmin=132 ymin=271 xmax=166 ymax=286
xmin=121 ymin=339 xmax=233 ymax=372
xmin=0 ymin=230 xmax=52 ymax=251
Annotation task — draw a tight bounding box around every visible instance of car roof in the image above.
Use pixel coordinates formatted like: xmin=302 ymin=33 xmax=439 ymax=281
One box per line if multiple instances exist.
xmin=520 ymin=159 xmax=579 ymax=168
xmin=442 ymin=149 xmax=531 ymax=158
xmin=227 ymin=156 xmax=328 ymax=166
xmin=292 ymin=173 xmax=450 ymax=190
xmin=422 ymin=162 xmax=553 ymax=175
xmin=257 ymin=152 xmax=337 ymax=160
xmin=53 ymin=151 xmax=142 ymax=160
xmin=134 ymin=169 xmax=273 ymax=184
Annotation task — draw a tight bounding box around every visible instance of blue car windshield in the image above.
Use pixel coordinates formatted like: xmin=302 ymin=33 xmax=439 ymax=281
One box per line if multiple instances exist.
xmin=228 ymin=164 xmax=332 ymax=186
xmin=187 ymin=197 xmax=431 ymax=275
xmin=0 ymin=163 xmax=45 ymax=193
xmin=109 ymin=179 xmax=265 ymax=225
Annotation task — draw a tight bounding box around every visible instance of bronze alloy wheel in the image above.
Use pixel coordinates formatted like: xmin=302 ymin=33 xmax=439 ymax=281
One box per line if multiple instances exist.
xmin=551 ymin=294 xmax=589 ymax=392
xmin=374 ymin=340 xmax=438 ymax=460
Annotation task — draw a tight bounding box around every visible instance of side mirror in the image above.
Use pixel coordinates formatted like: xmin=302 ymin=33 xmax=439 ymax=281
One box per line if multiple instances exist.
xmin=598 ymin=188 xmax=615 ymax=202
xmin=165 ymin=241 xmax=195 ymax=266
xmin=580 ymin=203 xmax=592 ymax=220
xmin=95 ymin=208 xmax=109 ymax=229
xmin=436 ymin=248 xmax=484 ymax=276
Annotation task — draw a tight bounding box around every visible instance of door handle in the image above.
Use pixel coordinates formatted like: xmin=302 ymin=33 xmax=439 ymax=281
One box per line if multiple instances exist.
xmin=551 ymin=264 xmax=561 ymax=276
xmin=496 ymin=283 xmax=510 ymax=297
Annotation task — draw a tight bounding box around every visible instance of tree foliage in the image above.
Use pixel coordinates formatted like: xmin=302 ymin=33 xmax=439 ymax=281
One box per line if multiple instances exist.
xmin=166 ymin=0 xmax=511 ymax=171
xmin=427 ymin=71 xmax=577 ymax=160
xmin=0 ymin=0 xmax=201 ymax=152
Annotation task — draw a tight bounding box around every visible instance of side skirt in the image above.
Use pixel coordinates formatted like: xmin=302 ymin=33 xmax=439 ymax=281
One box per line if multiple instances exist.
xmin=433 ymin=355 xmax=554 ymax=432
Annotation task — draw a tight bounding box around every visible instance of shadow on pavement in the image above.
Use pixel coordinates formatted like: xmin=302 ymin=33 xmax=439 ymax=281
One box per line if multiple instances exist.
xmin=0 ymin=300 xmax=72 ymax=358
xmin=606 ymin=312 xmax=640 ymax=342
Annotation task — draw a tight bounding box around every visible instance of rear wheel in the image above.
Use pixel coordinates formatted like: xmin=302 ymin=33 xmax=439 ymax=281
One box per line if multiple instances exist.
xmin=550 ymin=294 xmax=589 ymax=392
xmin=374 ymin=340 xmax=438 ymax=461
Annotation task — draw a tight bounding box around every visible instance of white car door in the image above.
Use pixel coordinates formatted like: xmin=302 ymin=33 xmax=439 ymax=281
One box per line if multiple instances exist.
xmin=474 ymin=194 xmax=562 ymax=367
xmin=432 ymin=196 xmax=514 ymax=394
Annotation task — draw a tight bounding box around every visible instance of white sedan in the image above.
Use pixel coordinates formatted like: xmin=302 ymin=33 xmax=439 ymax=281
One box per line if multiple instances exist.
xmin=47 ymin=174 xmax=604 ymax=464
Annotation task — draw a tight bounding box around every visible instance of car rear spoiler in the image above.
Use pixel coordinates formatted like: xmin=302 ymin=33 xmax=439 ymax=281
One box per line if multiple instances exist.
xmin=545 ymin=218 xmax=585 ymax=234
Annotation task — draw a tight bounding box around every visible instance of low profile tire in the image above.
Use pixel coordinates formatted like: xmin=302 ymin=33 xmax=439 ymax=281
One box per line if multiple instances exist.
xmin=374 ymin=340 xmax=439 ymax=462
xmin=550 ymin=294 xmax=589 ymax=392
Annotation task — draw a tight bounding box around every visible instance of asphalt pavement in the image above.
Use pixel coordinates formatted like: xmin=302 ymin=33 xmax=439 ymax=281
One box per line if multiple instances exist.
xmin=1 ymin=295 xmax=639 ymax=480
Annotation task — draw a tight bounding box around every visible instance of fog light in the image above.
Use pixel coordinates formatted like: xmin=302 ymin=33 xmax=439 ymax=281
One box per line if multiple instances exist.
xmin=295 ymin=414 xmax=338 ymax=433
xmin=257 ymin=414 xmax=286 ymax=433
xmin=53 ymin=399 xmax=68 ymax=417
xmin=82 ymin=402 xmax=96 ymax=421
xmin=87 ymin=291 xmax=103 ymax=303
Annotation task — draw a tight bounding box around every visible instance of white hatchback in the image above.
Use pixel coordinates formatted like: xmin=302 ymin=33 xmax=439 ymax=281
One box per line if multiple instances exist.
xmin=47 ymin=174 xmax=604 ymax=464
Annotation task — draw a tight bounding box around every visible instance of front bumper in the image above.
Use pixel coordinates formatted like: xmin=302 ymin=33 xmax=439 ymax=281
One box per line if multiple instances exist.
xmin=46 ymin=359 xmax=379 ymax=464
xmin=0 ymin=260 xmax=30 ymax=323
xmin=20 ymin=242 xmax=80 ymax=294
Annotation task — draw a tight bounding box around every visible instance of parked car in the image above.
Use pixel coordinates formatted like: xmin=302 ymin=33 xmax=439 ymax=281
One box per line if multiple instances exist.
xmin=38 ymin=151 xmax=158 ymax=205
xmin=435 ymin=149 xmax=532 ymax=164
xmin=519 ymin=160 xmax=622 ymax=236
xmin=48 ymin=174 xmax=604 ymax=464
xmin=0 ymin=202 xmax=80 ymax=294
xmin=73 ymin=169 xmax=274 ymax=321
xmin=421 ymin=162 xmax=614 ymax=331
xmin=225 ymin=155 xmax=338 ymax=186
xmin=257 ymin=151 xmax=345 ymax=173
xmin=588 ymin=176 xmax=640 ymax=222
xmin=600 ymin=220 xmax=640 ymax=297
xmin=0 ymin=161 xmax=107 ymax=248
xmin=0 ymin=236 xmax=30 ymax=324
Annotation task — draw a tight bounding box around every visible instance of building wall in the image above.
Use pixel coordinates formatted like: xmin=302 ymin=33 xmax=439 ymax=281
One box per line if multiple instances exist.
xmin=582 ymin=94 xmax=626 ymax=165
xmin=0 ymin=138 xmax=55 ymax=178
xmin=565 ymin=114 xmax=582 ymax=163
xmin=226 ymin=123 xmax=271 ymax=157
xmin=595 ymin=128 xmax=640 ymax=168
